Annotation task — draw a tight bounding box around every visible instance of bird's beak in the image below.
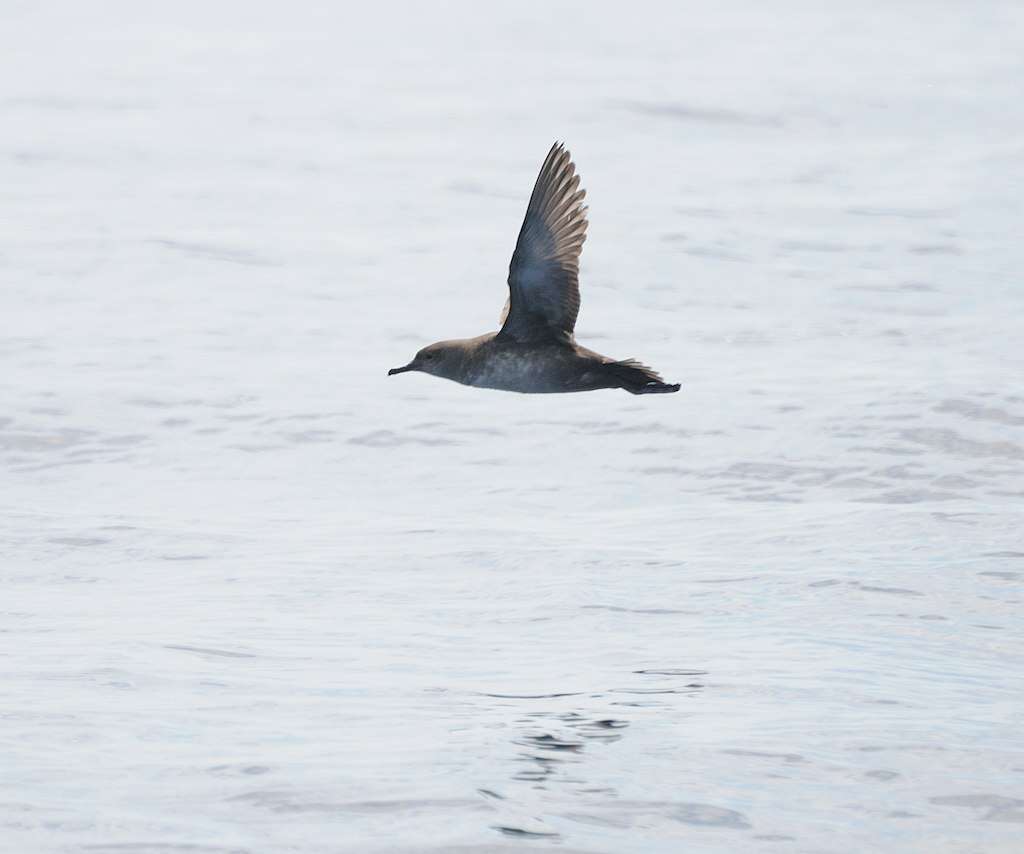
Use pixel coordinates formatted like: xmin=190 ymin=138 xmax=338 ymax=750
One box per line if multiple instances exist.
xmin=388 ymin=363 xmax=414 ymax=376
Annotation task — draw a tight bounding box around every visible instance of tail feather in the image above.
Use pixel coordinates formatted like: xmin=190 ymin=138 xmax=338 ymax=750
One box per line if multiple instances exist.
xmin=604 ymin=359 xmax=681 ymax=395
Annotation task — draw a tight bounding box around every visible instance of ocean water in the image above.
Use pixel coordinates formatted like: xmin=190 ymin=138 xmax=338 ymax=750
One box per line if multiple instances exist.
xmin=3 ymin=2 xmax=1023 ymax=852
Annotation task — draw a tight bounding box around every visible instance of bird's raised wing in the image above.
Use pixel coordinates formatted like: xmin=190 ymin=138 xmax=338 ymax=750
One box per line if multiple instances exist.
xmin=498 ymin=142 xmax=588 ymax=342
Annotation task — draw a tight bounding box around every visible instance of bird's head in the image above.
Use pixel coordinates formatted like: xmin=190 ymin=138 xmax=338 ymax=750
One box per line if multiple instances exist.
xmin=388 ymin=340 xmax=462 ymax=381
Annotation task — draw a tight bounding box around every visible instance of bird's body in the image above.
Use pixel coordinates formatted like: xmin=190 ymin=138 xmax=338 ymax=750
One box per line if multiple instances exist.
xmin=466 ymin=336 xmax=607 ymax=394
xmin=399 ymin=333 xmax=677 ymax=395
xmin=389 ymin=143 xmax=680 ymax=395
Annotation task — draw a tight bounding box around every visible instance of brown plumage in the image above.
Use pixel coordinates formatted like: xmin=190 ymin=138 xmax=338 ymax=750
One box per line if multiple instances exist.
xmin=501 ymin=143 xmax=587 ymax=342
xmin=389 ymin=142 xmax=680 ymax=395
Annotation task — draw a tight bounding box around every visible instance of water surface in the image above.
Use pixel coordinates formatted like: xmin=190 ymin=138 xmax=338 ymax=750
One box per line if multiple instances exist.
xmin=2 ymin=2 xmax=1023 ymax=852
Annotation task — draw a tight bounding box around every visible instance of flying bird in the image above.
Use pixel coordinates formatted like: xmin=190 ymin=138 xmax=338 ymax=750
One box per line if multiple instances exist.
xmin=389 ymin=143 xmax=680 ymax=395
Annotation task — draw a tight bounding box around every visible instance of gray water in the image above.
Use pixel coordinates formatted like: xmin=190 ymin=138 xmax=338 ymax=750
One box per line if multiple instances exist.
xmin=3 ymin=2 xmax=1023 ymax=852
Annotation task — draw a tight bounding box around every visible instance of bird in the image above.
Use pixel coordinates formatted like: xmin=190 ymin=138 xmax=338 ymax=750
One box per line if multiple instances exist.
xmin=388 ymin=142 xmax=680 ymax=395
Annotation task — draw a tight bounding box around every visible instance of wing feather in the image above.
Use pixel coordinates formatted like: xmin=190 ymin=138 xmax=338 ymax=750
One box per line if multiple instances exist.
xmin=499 ymin=142 xmax=589 ymax=342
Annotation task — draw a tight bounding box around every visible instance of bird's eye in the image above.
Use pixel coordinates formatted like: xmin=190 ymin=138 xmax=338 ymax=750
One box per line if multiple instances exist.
xmin=424 ymin=354 xmax=434 ymax=360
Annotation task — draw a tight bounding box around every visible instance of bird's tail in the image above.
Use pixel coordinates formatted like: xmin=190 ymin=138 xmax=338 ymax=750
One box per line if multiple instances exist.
xmin=603 ymin=359 xmax=681 ymax=395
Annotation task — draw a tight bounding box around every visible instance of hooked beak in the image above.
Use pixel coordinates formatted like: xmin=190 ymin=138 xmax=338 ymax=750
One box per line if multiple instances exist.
xmin=388 ymin=363 xmax=414 ymax=376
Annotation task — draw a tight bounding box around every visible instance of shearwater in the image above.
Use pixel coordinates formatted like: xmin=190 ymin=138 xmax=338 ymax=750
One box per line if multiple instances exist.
xmin=389 ymin=142 xmax=681 ymax=395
